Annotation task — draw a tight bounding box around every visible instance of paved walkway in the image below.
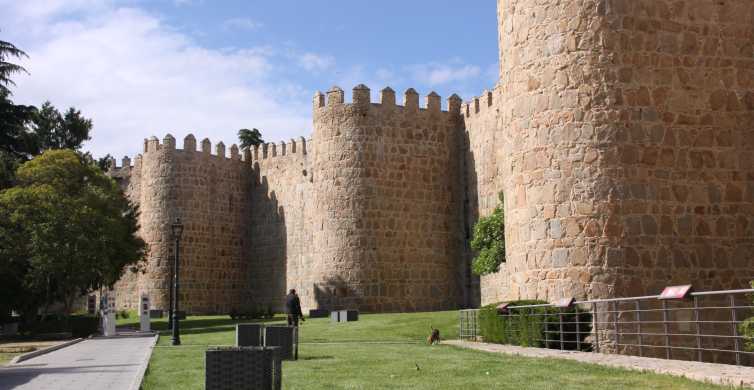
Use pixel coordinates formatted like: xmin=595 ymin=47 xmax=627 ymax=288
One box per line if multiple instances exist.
xmin=0 ymin=334 xmax=156 ymax=390
xmin=445 ymin=340 xmax=754 ymax=388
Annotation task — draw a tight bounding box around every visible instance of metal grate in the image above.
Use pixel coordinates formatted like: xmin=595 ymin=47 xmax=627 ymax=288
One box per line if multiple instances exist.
xmin=205 ymin=346 xmax=282 ymax=390
xmin=459 ymin=309 xmax=480 ymax=340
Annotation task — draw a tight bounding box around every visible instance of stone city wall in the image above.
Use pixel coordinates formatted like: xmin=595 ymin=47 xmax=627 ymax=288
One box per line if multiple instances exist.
xmin=461 ymin=87 xmax=510 ymax=306
xmin=247 ymin=138 xmax=313 ymax=312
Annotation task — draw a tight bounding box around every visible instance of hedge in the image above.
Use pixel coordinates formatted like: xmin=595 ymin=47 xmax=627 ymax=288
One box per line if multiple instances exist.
xmin=479 ymin=300 xmax=592 ymax=351
xmin=21 ymin=314 xmax=99 ymax=338
xmin=740 ymin=281 xmax=754 ymax=352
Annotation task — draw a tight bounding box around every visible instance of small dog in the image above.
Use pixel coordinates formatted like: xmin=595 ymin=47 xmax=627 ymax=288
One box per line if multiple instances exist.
xmin=427 ymin=327 xmax=441 ymax=345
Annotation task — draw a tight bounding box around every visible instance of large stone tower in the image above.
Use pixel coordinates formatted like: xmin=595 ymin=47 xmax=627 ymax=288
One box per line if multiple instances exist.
xmin=310 ymin=85 xmax=465 ymax=312
xmin=493 ymin=0 xmax=754 ymax=302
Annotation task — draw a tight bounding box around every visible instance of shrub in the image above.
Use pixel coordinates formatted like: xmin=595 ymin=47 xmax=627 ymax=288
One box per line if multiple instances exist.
xmin=479 ymin=300 xmax=592 ymax=351
xmin=470 ymin=193 xmax=505 ymax=276
xmin=69 ymin=315 xmax=99 ymax=338
xmin=117 ymin=310 xmax=130 ymax=319
xmin=20 ymin=314 xmax=99 ymax=338
xmin=229 ymin=303 xmax=271 ymax=320
xmin=739 ymin=281 xmax=754 ymax=352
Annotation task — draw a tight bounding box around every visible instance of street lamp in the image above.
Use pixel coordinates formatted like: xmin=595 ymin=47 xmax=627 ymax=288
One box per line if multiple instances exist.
xmin=171 ymin=217 xmax=184 ymax=346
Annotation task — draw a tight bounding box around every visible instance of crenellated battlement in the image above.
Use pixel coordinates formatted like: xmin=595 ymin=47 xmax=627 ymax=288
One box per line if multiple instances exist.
xmin=313 ymin=84 xmax=462 ymax=117
xmin=462 ymin=87 xmax=496 ymax=121
xmin=139 ymin=133 xmax=252 ymax=163
xmin=249 ymin=137 xmax=310 ymax=162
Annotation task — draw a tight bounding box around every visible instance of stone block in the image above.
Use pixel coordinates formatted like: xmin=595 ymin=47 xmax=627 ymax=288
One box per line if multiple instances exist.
xmin=236 ymin=324 xmax=263 ymax=347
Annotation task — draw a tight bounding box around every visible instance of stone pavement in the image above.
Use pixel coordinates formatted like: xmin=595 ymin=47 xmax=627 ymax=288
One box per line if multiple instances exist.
xmin=0 ymin=334 xmax=157 ymax=390
xmin=445 ymin=340 xmax=754 ymax=388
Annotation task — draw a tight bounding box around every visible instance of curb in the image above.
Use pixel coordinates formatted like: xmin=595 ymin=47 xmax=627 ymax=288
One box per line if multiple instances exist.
xmin=128 ymin=332 xmax=159 ymax=390
xmin=10 ymin=337 xmax=84 ymax=365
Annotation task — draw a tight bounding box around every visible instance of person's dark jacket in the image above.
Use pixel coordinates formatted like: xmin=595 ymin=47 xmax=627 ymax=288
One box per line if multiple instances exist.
xmin=285 ymin=293 xmax=302 ymax=317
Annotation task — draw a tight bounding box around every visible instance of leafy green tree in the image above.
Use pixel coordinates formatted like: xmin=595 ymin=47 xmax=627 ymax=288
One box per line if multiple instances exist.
xmin=0 ymin=38 xmax=28 ymax=96
xmin=96 ymin=153 xmax=114 ymax=171
xmin=33 ymin=101 xmax=92 ymax=151
xmin=0 ymin=39 xmax=36 ymax=187
xmin=470 ymin=193 xmax=505 ymax=276
xmin=238 ymin=128 xmax=264 ymax=149
xmin=0 ymin=150 xmax=146 ymax=316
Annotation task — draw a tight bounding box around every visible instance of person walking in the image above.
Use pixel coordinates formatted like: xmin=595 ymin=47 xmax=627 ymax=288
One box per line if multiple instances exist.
xmin=285 ymin=289 xmax=304 ymax=327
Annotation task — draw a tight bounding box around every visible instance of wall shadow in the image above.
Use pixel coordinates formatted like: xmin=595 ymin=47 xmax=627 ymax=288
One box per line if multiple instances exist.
xmin=312 ymin=276 xmax=360 ymax=312
xmin=461 ymin=129 xmax=481 ymax=308
xmin=246 ymin=164 xmax=288 ymax=313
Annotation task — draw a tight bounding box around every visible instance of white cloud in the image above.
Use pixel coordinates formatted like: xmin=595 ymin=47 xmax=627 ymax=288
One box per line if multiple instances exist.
xmin=0 ymin=2 xmax=314 ymax=159
xmin=409 ymin=63 xmax=481 ymax=86
xmin=297 ymin=52 xmax=335 ymax=72
xmin=223 ymin=17 xmax=263 ymax=31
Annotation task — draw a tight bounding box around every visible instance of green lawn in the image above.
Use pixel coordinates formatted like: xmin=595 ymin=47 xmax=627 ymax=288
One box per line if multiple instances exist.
xmin=140 ymin=311 xmax=727 ymax=390
xmin=0 ymin=352 xmax=19 ymax=365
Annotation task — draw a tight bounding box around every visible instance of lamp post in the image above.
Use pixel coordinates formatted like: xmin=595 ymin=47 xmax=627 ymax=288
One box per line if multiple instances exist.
xmin=171 ymin=217 xmax=184 ymax=346
xmin=168 ymin=252 xmax=174 ymax=330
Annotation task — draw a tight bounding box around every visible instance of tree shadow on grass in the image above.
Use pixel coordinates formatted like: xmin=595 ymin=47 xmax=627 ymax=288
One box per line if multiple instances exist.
xmin=151 ymin=316 xmax=285 ymax=332
xmin=297 ymin=355 xmax=335 ymax=361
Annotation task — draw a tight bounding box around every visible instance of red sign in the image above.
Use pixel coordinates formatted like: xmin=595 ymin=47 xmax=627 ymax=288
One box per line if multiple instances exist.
xmin=658 ymin=285 xmax=693 ymax=300
xmin=554 ymin=297 xmax=574 ymax=308
xmin=496 ymin=303 xmax=510 ymax=314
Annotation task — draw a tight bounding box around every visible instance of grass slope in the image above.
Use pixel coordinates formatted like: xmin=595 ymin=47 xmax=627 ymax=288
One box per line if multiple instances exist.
xmin=140 ymin=311 xmax=727 ymax=390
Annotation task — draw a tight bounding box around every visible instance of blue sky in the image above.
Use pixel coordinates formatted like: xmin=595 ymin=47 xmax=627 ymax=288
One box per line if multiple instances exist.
xmin=0 ymin=0 xmax=498 ymax=159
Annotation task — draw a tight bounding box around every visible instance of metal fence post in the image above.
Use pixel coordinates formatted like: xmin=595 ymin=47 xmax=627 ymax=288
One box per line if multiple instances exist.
xmin=559 ymin=308 xmax=564 ymax=351
xmin=575 ymin=305 xmax=581 ymax=351
xmin=693 ymin=296 xmax=702 ymax=362
xmin=635 ymin=300 xmax=643 ymax=357
xmin=592 ymin=302 xmax=599 ymax=353
xmin=662 ymin=299 xmax=671 ymax=360
xmin=544 ymin=309 xmax=549 ymax=348
xmin=730 ymin=294 xmax=741 ymax=366
xmin=612 ymin=301 xmax=619 ymax=352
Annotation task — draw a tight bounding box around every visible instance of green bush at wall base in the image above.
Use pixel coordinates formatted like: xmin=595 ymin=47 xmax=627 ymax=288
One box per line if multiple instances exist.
xmin=479 ymin=300 xmax=592 ymax=351
xmin=69 ymin=315 xmax=99 ymax=338
xmin=20 ymin=314 xmax=100 ymax=338
xmin=739 ymin=281 xmax=754 ymax=352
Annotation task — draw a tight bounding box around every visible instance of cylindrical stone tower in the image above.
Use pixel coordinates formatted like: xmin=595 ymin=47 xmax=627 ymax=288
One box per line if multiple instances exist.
xmin=125 ymin=134 xmax=250 ymax=314
xmin=310 ymin=85 xmax=465 ymax=312
xmin=135 ymin=135 xmax=178 ymax=310
xmin=499 ymin=0 xmax=754 ymax=301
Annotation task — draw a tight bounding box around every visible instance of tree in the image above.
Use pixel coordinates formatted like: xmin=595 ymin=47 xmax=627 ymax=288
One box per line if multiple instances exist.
xmin=0 ymin=150 xmax=146 ymax=316
xmin=0 ymin=38 xmax=28 ymax=96
xmin=238 ymin=128 xmax=264 ymax=149
xmin=470 ymin=193 xmax=505 ymax=276
xmin=32 ymin=101 xmax=92 ymax=151
xmin=0 ymin=39 xmax=36 ymax=188
xmin=96 ymin=153 xmax=114 ymax=171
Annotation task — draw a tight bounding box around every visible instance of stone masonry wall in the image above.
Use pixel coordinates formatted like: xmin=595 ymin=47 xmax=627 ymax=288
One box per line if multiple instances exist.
xmin=461 ymin=87 xmax=509 ymax=306
xmin=310 ymin=85 xmax=465 ymax=312
xmin=247 ymin=139 xmax=313 ymax=312
xmin=114 ymin=135 xmax=251 ymax=313
xmin=497 ymin=0 xmax=754 ymax=303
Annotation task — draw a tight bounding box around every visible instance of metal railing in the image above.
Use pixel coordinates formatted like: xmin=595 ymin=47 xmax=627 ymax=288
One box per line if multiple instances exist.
xmin=458 ymin=288 xmax=754 ymax=366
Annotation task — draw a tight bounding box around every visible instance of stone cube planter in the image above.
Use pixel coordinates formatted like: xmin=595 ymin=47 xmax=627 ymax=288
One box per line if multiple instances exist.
xmin=264 ymin=325 xmax=298 ymax=360
xmin=205 ymin=346 xmax=281 ymax=390
xmin=339 ymin=310 xmax=359 ymax=322
xmin=236 ymin=323 xmax=263 ymax=347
